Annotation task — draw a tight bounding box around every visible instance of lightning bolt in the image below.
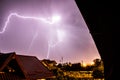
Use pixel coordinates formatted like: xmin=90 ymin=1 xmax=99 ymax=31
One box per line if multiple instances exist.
xmin=46 ymin=29 xmax=65 ymax=59
xmin=46 ymin=40 xmax=61 ymax=59
xmin=0 ymin=12 xmax=55 ymax=34
xmin=0 ymin=12 xmax=63 ymax=59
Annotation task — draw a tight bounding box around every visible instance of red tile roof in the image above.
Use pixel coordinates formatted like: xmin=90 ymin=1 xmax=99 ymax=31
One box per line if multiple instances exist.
xmin=0 ymin=52 xmax=55 ymax=79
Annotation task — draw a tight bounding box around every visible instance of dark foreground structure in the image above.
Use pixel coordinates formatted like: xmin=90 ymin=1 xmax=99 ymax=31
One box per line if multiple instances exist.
xmin=75 ymin=0 xmax=118 ymax=80
xmin=0 ymin=52 xmax=54 ymax=80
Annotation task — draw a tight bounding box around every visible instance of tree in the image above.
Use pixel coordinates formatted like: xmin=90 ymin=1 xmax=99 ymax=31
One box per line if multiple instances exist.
xmin=92 ymin=58 xmax=104 ymax=79
xmin=92 ymin=69 xmax=104 ymax=79
xmin=93 ymin=58 xmax=101 ymax=67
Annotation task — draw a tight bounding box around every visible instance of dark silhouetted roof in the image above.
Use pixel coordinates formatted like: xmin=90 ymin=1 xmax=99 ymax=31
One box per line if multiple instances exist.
xmin=0 ymin=52 xmax=15 ymax=71
xmin=0 ymin=52 xmax=54 ymax=80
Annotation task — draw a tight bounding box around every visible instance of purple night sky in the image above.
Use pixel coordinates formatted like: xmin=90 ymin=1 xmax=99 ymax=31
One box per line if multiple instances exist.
xmin=0 ymin=0 xmax=100 ymax=64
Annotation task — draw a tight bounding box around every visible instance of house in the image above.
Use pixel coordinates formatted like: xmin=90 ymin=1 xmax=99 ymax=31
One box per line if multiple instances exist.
xmin=41 ymin=59 xmax=57 ymax=70
xmin=0 ymin=52 xmax=55 ymax=80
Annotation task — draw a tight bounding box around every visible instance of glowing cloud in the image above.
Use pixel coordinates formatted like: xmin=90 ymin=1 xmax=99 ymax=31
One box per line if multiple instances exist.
xmin=0 ymin=12 xmax=64 ymax=59
xmin=46 ymin=30 xmax=65 ymax=59
xmin=0 ymin=12 xmax=59 ymax=33
xmin=51 ymin=15 xmax=61 ymax=24
xmin=57 ymin=29 xmax=65 ymax=42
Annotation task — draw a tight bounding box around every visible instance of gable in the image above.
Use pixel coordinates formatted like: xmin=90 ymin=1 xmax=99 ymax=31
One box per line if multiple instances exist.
xmin=0 ymin=52 xmax=26 ymax=79
xmin=0 ymin=52 xmax=54 ymax=79
xmin=0 ymin=52 xmax=15 ymax=71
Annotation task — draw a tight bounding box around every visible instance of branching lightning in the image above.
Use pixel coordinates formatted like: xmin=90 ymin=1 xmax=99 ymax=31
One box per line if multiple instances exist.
xmin=46 ymin=29 xmax=65 ymax=59
xmin=0 ymin=12 xmax=64 ymax=59
xmin=46 ymin=40 xmax=61 ymax=59
xmin=0 ymin=12 xmax=55 ymax=33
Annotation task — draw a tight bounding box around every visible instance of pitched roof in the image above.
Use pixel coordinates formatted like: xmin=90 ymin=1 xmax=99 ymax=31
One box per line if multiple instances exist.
xmin=0 ymin=52 xmax=15 ymax=71
xmin=0 ymin=52 xmax=54 ymax=79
